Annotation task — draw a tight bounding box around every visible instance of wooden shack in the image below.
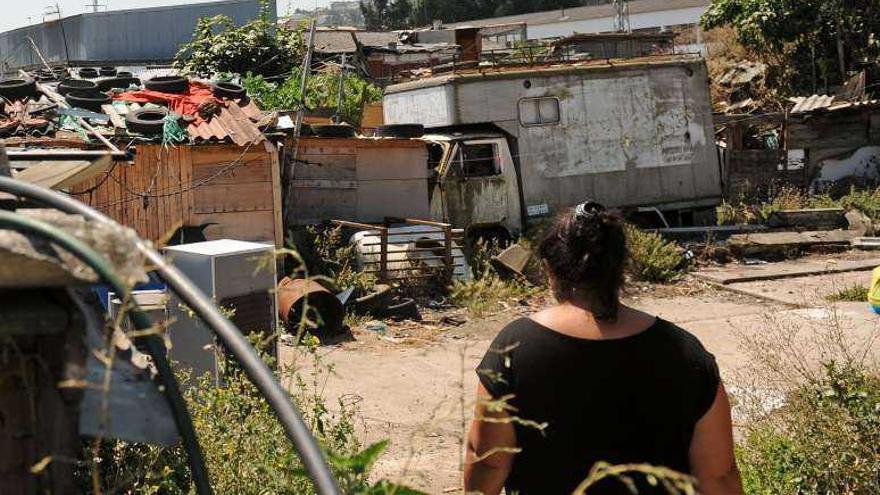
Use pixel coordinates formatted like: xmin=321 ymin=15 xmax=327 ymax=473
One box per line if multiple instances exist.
xmin=285 ymin=136 xmax=430 ymax=226
xmin=70 ymin=141 xmax=283 ymax=247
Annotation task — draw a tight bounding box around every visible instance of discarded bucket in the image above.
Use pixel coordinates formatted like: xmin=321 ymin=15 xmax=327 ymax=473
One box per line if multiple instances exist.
xmin=491 ymin=244 xmax=532 ymax=278
xmin=277 ymin=277 xmax=345 ymax=342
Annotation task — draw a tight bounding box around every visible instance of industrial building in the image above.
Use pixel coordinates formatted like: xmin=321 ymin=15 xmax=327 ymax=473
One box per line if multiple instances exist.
xmin=0 ymin=0 xmax=274 ymax=72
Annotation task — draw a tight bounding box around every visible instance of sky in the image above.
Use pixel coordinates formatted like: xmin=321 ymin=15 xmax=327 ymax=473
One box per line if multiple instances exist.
xmin=0 ymin=0 xmax=333 ymax=32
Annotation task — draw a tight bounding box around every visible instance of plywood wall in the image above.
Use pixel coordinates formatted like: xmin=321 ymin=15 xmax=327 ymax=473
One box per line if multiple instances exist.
xmin=70 ymin=142 xmax=282 ymax=247
xmin=286 ymin=137 xmax=430 ymax=226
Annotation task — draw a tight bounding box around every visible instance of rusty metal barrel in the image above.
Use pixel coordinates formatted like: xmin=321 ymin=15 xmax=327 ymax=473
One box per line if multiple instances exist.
xmin=277 ymin=277 xmax=344 ymax=342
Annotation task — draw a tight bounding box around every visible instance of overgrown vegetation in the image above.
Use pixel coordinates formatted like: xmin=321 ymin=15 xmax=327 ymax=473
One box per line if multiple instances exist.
xmin=243 ymin=71 xmax=383 ymax=124
xmin=175 ymin=1 xmax=303 ymax=77
xmin=307 ymin=225 xmax=376 ymax=295
xmin=701 ymin=0 xmax=879 ymax=96
xmin=825 ymin=283 xmax=869 ymax=302
xmin=738 ymin=363 xmax=880 ymax=494
xmin=78 ymin=341 xmax=419 ymax=494
xmin=717 ymin=185 xmax=880 ymax=225
xmin=450 ymin=239 xmax=540 ymax=317
xmin=735 ymin=309 xmax=880 ymax=495
xmin=625 ymin=225 xmax=685 ymax=283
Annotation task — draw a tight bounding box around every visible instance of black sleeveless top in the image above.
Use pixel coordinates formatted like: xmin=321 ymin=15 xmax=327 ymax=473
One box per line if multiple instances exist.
xmin=477 ymin=317 xmax=719 ymax=495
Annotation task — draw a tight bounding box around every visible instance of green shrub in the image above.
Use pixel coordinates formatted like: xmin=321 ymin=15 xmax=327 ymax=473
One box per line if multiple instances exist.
xmin=625 ymin=225 xmax=684 ymax=283
xmin=718 ymin=185 xmax=880 ymax=225
xmin=451 ymin=239 xmax=539 ymax=316
xmin=242 ymin=71 xmax=383 ymax=124
xmin=307 ymin=225 xmax=376 ymax=295
xmin=450 ymin=272 xmax=536 ymax=317
xmin=78 ymin=344 xmax=419 ymax=494
xmin=825 ymin=283 xmax=869 ymax=302
xmin=174 ymin=1 xmax=303 ymax=78
xmin=738 ymin=363 xmax=880 ymax=494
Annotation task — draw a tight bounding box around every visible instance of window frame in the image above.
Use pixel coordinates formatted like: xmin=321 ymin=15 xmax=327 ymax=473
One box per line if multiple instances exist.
xmin=518 ymin=96 xmax=561 ymax=127
xmin=449 ymin=141 xmax=502 ymax=178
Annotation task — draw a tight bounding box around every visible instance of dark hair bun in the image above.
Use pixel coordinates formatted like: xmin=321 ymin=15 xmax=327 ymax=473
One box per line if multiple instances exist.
xmin=538 ymin=206 xmax=627 ymax=320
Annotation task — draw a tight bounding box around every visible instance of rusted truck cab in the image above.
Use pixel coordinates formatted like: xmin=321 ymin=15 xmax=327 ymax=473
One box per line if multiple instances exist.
xmin=423 ymin=133 xmax=523 ymax=238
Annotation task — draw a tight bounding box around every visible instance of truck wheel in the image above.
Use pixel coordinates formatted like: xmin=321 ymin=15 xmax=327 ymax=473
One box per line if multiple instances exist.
xmin=145 ymin=76 xmax=188 ymax=94
xmin=212 ymin=81 xmax=246 ymax=99
xmin=374 ymin=124 xmax=425 ymax=138
xmin=58 ymin=79 xmax=98 ymax=95
xmin=311 ymin=124 xmax=356 ymax=138
xmin=0 ymin=78 xmax=37 ymax=101
xmin=79 ymin=68 xmax=99 ymax=78
xmin=467 ymin=226 xmax=513 ymax=249
xmin=64 ymin=90 xmax=111 ymax=112
xmin=97 ymin=77 xmax=141 ymax=91
xmin=126 ymin=108 xmax=169 ymax=135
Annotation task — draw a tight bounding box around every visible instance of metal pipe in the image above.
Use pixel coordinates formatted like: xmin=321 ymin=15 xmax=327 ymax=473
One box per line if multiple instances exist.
xmin=0 ymin=177 xmax=341 ymax=495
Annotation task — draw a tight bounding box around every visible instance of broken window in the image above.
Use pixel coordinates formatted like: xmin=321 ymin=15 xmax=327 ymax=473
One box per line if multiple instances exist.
xmin=451 ymin=143 xmax=501 ymax=177
xmin=519 ymin=97 xmax=560 ymax=126
xmin=427 ymin=143 xmax=445 ymax=170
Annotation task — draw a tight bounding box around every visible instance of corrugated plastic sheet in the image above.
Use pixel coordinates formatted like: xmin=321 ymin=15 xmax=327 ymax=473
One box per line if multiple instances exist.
xmin=790 ymin=94 xmax=880 ymax=114
xmin=790 ymin=94 xmax=836 ymax=114
xmin=187 ymin=98 xmax=267 ymax=146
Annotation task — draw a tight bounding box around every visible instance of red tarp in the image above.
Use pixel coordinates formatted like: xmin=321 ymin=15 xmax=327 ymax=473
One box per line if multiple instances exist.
xmin=113 ymin=81 xmax=221 ymax=123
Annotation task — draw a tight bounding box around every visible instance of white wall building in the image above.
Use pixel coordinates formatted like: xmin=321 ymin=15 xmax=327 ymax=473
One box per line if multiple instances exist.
xmin=444 ymin=0 xmax=710 ymax=40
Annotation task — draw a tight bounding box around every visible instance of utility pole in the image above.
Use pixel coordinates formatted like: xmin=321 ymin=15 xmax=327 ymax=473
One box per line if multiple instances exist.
xmin=282 ymin=20 xmax=318 ymax=228
xmin=613 ymin=0 xmax=631 ymax=33
xmin=44 ymin=3 xmax=71 ymax=65
xmin=334 ymin=54 xmax=347 ymax=123
xmin=85 ymin=0 xmax=107 ymax=13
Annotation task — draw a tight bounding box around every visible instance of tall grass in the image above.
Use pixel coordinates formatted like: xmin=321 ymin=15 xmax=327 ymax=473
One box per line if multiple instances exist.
xmin=734 ymin=308 xmax=880 ymax=494
xmin=626 ymin=225 xmax=685 ymax=283
xmin=450 ymin=238 xmax=541 ymax=317
xmin=717 ymin=185 xmax=880 ymax=225
xmin=76 ymin=339 xmax=419 ymax=494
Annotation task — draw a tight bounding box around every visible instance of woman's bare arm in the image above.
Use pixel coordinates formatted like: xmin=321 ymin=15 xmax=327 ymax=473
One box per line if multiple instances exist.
xmin=689 ymin=382 xmax=744 ymax=495
xmin=463 ymin=384 xmax=517 ymax=495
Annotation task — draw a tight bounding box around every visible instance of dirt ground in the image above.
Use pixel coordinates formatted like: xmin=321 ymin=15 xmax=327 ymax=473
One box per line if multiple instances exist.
xmin=279 ymin=253 xmax=880 ymax=494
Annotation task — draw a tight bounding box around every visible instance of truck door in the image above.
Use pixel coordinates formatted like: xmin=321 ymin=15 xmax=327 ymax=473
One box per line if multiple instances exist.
xmin=439 ymin=139 xmax=521 ymax=233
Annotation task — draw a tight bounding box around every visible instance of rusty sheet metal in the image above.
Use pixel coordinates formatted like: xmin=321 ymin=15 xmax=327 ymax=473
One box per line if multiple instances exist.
xmin=187 ymin=99 xmax=266 ymax=146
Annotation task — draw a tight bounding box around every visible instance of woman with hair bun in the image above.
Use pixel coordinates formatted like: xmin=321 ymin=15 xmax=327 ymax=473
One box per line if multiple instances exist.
xmin=464 ymin=202 xmax=743 ymax=495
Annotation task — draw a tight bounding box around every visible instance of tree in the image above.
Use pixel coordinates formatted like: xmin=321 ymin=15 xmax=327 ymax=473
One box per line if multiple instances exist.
xmin=701 ymin=0 xmax=880 ymax=94
xmin=175 ymin=0 xmax=304 ymax=77
xmin=361 ymin=0 xmax=414 ymax=29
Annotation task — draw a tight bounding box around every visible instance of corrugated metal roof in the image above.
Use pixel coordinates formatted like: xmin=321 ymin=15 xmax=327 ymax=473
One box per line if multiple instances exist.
xmin=355 ymin=32 xmax=401 ymax=47
xmin=789 ymin=94 xmax=880 ymax=114
xmin=790 ymin=94 xmax=836 ymax=114
xmin=188 ymin=99 xmax=267 ymax=146
xmin=386 ymin=53 xmax=702 ymax=92
xmin=314 ymin=31 xmax=358 ymax=54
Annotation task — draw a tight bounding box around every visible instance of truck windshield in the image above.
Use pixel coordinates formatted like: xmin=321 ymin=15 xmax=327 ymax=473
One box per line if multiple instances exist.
xmin=455 ymin=143 xmax=500 ymax=177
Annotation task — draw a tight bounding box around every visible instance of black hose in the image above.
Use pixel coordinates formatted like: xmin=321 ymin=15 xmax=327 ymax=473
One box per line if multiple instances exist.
xmin=0 ymin=177 xmax=341 ymax=495
xmin=0 ymin=210 xmax=214 ymax=495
